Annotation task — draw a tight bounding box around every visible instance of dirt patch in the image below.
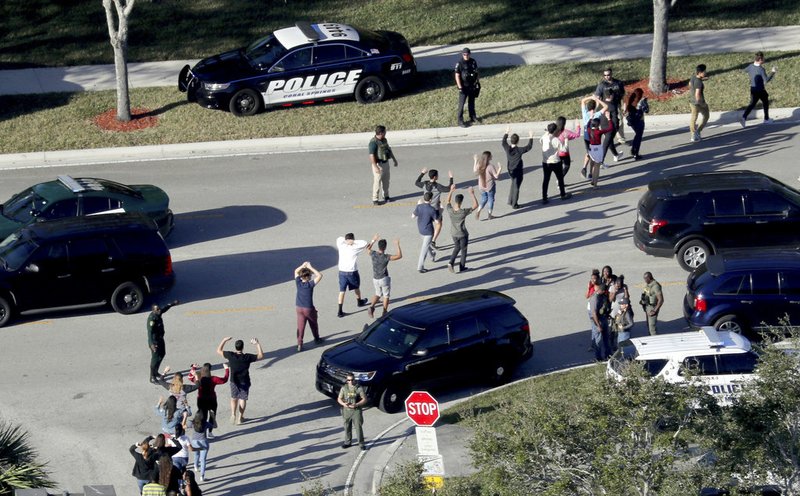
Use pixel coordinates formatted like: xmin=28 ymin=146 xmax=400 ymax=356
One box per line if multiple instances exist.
xmin=626 ymin=77 xmax=688 ymax=102
xmin=93 ymin=107 xmax=159 ymax=132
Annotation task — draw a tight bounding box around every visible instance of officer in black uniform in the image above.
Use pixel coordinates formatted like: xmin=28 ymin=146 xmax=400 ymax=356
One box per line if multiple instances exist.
xmin=455 ymin=47 xmax=480 ymax=128
xmin=147 ymin=300 xmax=179 ymax=383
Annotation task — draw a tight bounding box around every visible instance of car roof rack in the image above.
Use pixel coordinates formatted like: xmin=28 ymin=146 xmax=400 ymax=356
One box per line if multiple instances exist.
xmin=296 ymin=22 xmax=320 ymax=42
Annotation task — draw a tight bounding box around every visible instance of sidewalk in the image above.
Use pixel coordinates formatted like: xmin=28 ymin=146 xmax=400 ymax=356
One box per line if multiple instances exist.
xmin=1 ymin=26 xmax=798 ymax=96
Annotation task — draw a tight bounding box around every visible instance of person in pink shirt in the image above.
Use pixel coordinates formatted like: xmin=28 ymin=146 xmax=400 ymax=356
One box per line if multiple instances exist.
xmin=555 ymin=116 xmax=581 ymax=178
xmin=473 ymin=151 xmax=503 ymax=220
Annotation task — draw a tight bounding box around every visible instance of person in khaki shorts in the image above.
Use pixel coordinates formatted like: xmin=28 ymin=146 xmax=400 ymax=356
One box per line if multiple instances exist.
xmin=366 ymin=236 xmax=403 ymax=318
xmin=369 ymin=125 xmax=398 ymax=205
xmin=641 ymin=272 xmax=664 ymax=335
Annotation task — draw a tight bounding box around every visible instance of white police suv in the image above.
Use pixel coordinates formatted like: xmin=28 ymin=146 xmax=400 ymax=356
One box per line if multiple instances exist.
xmin=178 ymin=22 xmax=417 ymax=116
xmin=607 ymin=327 xmax=758 ymax=406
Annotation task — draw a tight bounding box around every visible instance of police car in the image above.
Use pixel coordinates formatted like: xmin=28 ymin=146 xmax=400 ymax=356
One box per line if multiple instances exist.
xmin=607 ymin=327 xmax=758 ymax=406
xmin=178 ymin=22 xmax=417 ymax=116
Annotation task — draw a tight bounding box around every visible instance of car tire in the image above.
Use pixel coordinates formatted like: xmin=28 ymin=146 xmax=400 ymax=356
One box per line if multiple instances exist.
xmin=0 ymin=295 xmax=13 ymax=327
xmin=229 ymin=88 xmax=262 ymax=117
xmin=491 ymin=361 xmax=514 ymax=384
xmin=178 ymin=64 xmax=191 ymax=92
xmin=677 ymin=239 xmax=711 ymax=271
xmin=355 ymin=76 xmax=387 ymax=104
xmin=378 ymin=386 xmax=407 ymax=414
xmin=715 ymin=315 xmax=745 ymax=335
xmin=111 ymin=281 xmax=145 ymax=315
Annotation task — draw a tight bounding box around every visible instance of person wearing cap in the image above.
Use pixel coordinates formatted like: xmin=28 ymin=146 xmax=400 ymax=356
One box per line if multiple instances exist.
xmin=455 ymin=47 xmax=480 ymax=128
xmin=610 ymin=296 xmax=634 ymax=351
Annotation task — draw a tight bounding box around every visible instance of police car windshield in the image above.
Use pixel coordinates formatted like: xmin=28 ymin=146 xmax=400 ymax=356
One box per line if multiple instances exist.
xmin=2 ymin=188 xmax=48 ymax=223
xmin=358 ymin=317 xmax=422 ymax=357
xmin=244 ymin=35 xmax=287 ymax=69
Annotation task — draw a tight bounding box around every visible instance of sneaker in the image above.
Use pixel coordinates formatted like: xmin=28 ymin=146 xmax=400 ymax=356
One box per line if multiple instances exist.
xmin=613 ymin=151 xmax=623 ymax=162
xmin=690 ymin=133 xmax=698 ymax=142
xmin=459 ymin=266 xmax=470 ymax=273
xmin=695 ymin=131 xmax=702 ymax=141
xmin=297 ymin=344 xmax=302 ymax=352
xmin=206 ymin=431 xmax=215 ymax=440
xmin=447 ymin=263 xmax=454 ymax=273
xmin=601 ymin=162 xmax=608 ymax=169
xmin=314 ymin=337 xmax=324 ymax=344
xmin=541 ymin=198 xmax=549 ymax=205
xmin=561 ymin=193 xmax=573 ymax=200
xmin=357 ymin=298 xmax=368 ymax=307
xmin=739 ymin=116 xmax=746 ymax=128
xmin=199 ymin=475 xmax=206 ymax=482
xmin=418 ymin=268 xmax=428 ymax=273
xmin=764 ymin=118 xmax=774 ymax=124
xmin=367 ymin=306 xmax=375 ymax=319
xmin=337 ymin=311 xmax=345 ymax=318
xmin=384 ymin=196 xmax=391 ymax=202
xmin=341 ymin=442 xmax=351 ymax=449
xmin=633 ymin=154 xmax=643 ymax=160
xmin=580 ymin=168 xmax=587 ymax=178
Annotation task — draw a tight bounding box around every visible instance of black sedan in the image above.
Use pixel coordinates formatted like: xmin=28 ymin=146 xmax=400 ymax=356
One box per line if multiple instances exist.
xmin=178 ymin=21 xmax=417 ymax=116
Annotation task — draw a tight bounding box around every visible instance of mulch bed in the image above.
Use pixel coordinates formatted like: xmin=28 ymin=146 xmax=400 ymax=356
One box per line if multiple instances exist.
xmin=625 ymin=77 xmax=688 ymax=101
xmin=93 ymin=107 xmax=159 ymax=132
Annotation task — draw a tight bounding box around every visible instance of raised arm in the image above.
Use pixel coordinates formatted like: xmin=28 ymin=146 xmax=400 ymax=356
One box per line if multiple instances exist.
xmin=216 ymin=336 xmax=231 ymax=358
xmin=468 ymin=186 xmax=478 ymax=209
xmin=390 ymin=239 xmax=403 ymax=261
xmin=251 ymin=338 xmax=264 ymax=360
xmin=307 ymin=262 xmax=323 ymax=284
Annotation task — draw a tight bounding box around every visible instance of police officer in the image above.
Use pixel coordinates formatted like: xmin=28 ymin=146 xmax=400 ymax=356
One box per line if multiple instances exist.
xmin=147 ymin=300 xmax=179 ymax=383
xmin=455 ymin=47 xmax=480 ymax=128
xmin=641 ymin=272 xmax=663 ymax=335
xmin=337 ymin=373 xmax=367 ymax=450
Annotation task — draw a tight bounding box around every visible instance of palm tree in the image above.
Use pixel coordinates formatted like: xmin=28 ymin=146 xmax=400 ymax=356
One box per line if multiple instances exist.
xmin=0 ymin=421 xmax=54 ymax=494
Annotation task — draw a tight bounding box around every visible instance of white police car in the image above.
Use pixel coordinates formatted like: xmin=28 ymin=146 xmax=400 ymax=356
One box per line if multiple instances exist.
xmin=607 ymin=327 xmax=758 ymax=406
xmin=178 ymin=22 xmax=417 ymax=116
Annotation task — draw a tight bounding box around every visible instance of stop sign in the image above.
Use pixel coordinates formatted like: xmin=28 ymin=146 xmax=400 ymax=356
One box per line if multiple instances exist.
xmin=405 ymin=391 xmax=440 ymax=426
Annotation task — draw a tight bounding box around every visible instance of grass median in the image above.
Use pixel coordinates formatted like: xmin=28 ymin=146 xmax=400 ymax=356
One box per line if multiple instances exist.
xmin=1 ymin=0 xmax=799 ymax=68
xmin=1 ymin=50 xmax=798 ymax=155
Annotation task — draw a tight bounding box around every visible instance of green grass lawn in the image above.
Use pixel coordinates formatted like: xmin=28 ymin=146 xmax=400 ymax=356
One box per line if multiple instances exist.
xmin=1 ymin=51 xmax=797 ymax=154
xmin=0 ymin=0 xmax=799 ymax=68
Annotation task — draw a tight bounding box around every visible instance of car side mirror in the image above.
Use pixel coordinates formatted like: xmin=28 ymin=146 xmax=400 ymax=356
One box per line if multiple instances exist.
xmin=413 ymin=348 xmax=428 ymax=357
xmin=25 ymin=263 xmax=39 ymax=273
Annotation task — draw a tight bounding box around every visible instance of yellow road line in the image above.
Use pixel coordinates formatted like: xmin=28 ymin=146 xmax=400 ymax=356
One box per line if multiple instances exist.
xmin=186 ymin=306 xmax=275 ymax=316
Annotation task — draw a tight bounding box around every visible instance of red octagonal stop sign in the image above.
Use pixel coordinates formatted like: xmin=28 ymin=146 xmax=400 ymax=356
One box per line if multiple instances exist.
xmin=405 ymin=391 xmax=440 ymax=426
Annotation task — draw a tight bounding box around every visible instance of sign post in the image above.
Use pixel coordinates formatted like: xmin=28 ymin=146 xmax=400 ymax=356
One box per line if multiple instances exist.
xmin=405 ymin=391 xmax=444 ymax=488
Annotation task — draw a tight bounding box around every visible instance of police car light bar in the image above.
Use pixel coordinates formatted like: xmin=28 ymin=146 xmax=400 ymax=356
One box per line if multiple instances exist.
xmin=700 ymin=326 xmax=725 ymax=347
xmin=296 ymin=22 xmax=320 ymax=42
xmin=57 ymin=175 xmax=86 ymax=193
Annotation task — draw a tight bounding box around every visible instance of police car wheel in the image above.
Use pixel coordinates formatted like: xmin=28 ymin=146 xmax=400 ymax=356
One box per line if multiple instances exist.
xmin=378 ymin=386 xmax=406 ymax=413
xmin=229 ymin=88 xmax=262 ymax=117
xmin=0 ymin=295 xmax=12 ymax=327
xmin=715 ymin=315 xmax=744 ymax=334
xmin=677 ymin=239 xmax=710 ymax=271
xmin=355 ymin=76 xmax=387 ymax=104
xmin=111 ymin=281 xmax=144 ymax=315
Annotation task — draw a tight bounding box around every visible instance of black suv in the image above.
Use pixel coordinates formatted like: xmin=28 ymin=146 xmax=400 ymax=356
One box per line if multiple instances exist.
xmin=315 ymin=290 xmax=533 ymax=413
xmin=0 ymin=214 xmax=175 ymax=327
xmin=684 ymin=251 xmax=800 ymax=338
xmin=633 ymin=171 xmax=800 ymax=271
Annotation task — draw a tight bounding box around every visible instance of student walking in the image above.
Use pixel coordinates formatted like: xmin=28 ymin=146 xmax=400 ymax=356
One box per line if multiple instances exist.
xmin=216 ymin=336 xmax=264 ymax=425
xmin=190 ymin=362 xmax=229 ymax=439
xmin=586 ymin=117 xmax=614 ymax=188
xmin=412 ymin=194 xmax=440 ymax=273
xmin=473 ymin=151 xmax=503 ymax=220
xmin=594 ymin=67 xmax=625 ymax=161
xmin=741 ymin=51 xmax=777 ymax=126
xmin=293 ymin=261 xmax=323 ymax=351
xmin=414 ymin=168 xmax=452 ymax=247
xmin=445 ymin=185 xmax=478 ymax=273
xmin=625 ymin=88 xmax=649 ymax=160
xmin=540 ymin=123 xmax=571 ymax=203
xmin=554 ymin=116 xmax=581 ymax=178
xmin=366 ymin=237 xmax=402 ymax=318
xmin=501 ymin=126 xmax=534 ymax=209
xmin=689 ymin=64 xmax=709 ymax=142
xmin=188 ymin=412 xmax=213 ymax=482
xmin=580 ymin=96 xmax=608 ymax=176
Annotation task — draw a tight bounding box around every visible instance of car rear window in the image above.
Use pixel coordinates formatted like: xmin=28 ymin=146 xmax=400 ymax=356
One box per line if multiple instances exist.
xmin=717 ymin=352 xmax=759 ymax=374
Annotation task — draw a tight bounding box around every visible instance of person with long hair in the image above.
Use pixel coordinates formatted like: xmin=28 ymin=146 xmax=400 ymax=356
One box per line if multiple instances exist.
xmin=579 ymin=96 xmax=608 ymax=178
xmin=586 ymin=116 xmax=615 ymax=188
xmin=161 ymin=369 xmax=197 ymax=418
xmin=155 ymin=395 xmax=186 ymax=436
xmin=473 ymin=151 xmax=503 ymax=220
xmin=157 ymin=453 xmax=180 ymax=496
xmin=130 ymin=436 xmax=157 ymax=494
xmin=182 ymin=470 xmax=203 ymax=496
xmin=624 ymin=88 xmax=649 ymax=160
xmin=189 ymin=412 xmax=213 ymax=482
xmin=191 ymin=362 xmax=229 ymax=439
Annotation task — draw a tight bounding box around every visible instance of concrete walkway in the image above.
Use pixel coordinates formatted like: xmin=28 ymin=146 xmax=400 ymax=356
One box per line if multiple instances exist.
xmin=1 ymin=26 xmax=798 ymax=96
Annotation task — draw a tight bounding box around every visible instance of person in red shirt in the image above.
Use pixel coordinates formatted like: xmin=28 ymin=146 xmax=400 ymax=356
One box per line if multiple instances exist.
xmin=586 ymin=116 xmax=615 ymax=188
xmin=190 ymin=362 xmax=229 ymax=438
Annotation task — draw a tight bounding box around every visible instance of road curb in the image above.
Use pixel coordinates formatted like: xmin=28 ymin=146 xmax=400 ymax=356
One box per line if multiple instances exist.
xmin=1 ymin=108 xmax=797 ymax=170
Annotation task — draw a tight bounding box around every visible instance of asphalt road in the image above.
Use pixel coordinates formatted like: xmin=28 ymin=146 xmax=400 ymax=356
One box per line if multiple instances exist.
xmin=0 ymin=119 xmax=798 ymax=496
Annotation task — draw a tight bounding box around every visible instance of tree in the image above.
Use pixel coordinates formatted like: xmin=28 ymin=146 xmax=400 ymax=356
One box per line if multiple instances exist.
xmin=467 ymin=364 xmax=716 ymax=495
xmin=102 ymin=0 xmax=136 ymax=122
xmin=649 ymin=0 xmax=678 ymax=95
xmin=0 ymin=421 xmax=54 ymax=494
xmin=713 ymin=331 xmax=800 ymax=495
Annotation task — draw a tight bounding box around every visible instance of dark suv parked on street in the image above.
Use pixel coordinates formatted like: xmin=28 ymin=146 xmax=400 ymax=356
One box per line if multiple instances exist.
xmin=0 ymin=214 xmax=175 ymax=327
xmin=315 ymin=290 xmax=533 ymax=413
xmin=684 ymin=251 xmax=800 ymax=338
xmin=633 ymin=171 xmax=800 ymax=271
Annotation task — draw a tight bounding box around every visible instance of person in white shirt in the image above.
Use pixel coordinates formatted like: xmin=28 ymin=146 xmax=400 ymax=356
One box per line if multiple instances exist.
xmin=336 ymin=233 xmax=371 ymax=318
xmin=540 ymin=123 xmax=571 ymax=204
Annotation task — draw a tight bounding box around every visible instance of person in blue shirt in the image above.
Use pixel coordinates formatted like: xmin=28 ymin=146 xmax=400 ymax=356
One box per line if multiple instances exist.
xmin=741 ymin=51 xmax=777 ymax=127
